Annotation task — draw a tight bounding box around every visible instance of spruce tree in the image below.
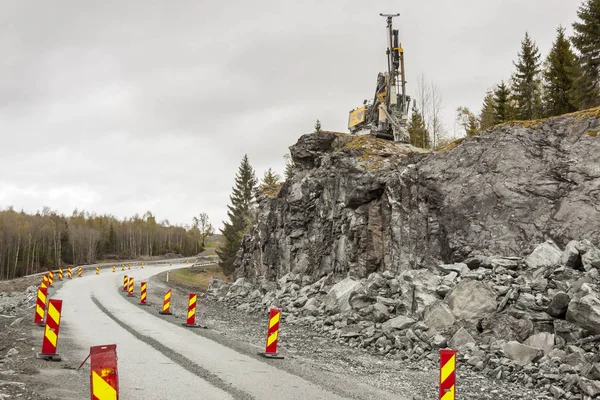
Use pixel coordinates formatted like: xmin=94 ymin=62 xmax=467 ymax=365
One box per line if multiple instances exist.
xmin=259 ymin=168 xmax=282 ymax=195
xmin=572 ymin=0 xmax=600 ymax=109
xmin=314 ymin=119 xmax=322 ymax=132
xmin=479 ymin=91 xmax=496 ymax=130
xmin=512 ymin=32 xmax=543 ymax=120
xmin=456 ymin=106 xmax=479 ymax=136
xmin=407 ymin=104 xmax=430 ymax=148
xmin=216 ymin=155 xmax=258 ymax=276
xmin=283 ymin=153 xmax=294 ymax=180
xmin=543 ymin=26 xmax=579 ymax=116
xmin=493 ymin=81 xmax=513 ymax=124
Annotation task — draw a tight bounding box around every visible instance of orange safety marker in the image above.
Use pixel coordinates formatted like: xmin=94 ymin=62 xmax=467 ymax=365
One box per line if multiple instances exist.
xmin=139 ymin=282 xmax=149 ymax=306
xmin=123 ymin=276 xmax=128 ymax=292
xmin=127 ymin=277 xmax=134 ymax=297
xmin=112 ymin=265 xmax=116 ymax=273
xmin=58 ymin=267 xmax=63 ymax=281
xmin=159 ymin=289 xmax=172 ymax=315
xmin=36 ymin=299 xmax=62 ymax=361
xmin=48 ymin=270 xmax=54 ymax=287
xmin=78 ymin=344 xmax=119 ymax=400
xmin=34 ymin=287 xmax=48 ymax=326
xmin=440 ymin=349 xmax=456 ymax=400
xmin=181 ymin=293 xmax=206 ymax=328
xmin=78 ymin=266 xmax=83 ymax=277
xmin=259 ymin=308 xmax=284 ymax=359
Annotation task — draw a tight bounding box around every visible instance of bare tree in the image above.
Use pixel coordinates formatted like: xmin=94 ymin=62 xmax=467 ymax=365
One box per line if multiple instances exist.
xmin=415 ymin=74 xmax=446 ymax=148
xmin=192 ymin=212 xmax=214 ymax=249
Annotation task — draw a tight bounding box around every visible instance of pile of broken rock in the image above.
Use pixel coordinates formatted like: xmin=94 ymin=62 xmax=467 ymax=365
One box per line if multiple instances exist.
xmin=209 ymin=239 xmax=600 ymax=399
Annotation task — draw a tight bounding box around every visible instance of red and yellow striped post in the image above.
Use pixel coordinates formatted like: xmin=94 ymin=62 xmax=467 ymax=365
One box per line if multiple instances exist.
xmin=67 ymin=266 xmax=72 ymax=279
xmin=121 ymin=264 xmax=124 ymax=271
xmin=78 ymin=266 xmax=83 ymax=277
xmin=123 ymin=276 xmax=128 ymax=292
xmin=34 ymin=287 xmax=48 ymax=326
xmin=48 ymin=270 xmax=54 ymax=287
xmin=440 ymin=349 xmax=456 ymax=400
xmin=259 ymin=308 xmax=284 ymax=359
xmin=127 ymin=277 xmax=134 ymax=297
xmin=127 ymin=263 xmax=131 ymax=270
xmin=41 ymin=274 xmax=49 ymax=289
xmin=141 ymin=262 xmax=144 ymax=269
xmin=139 ymin=282 xmax=148 ymax=305
xmin=159 ymin=289 xmax=172 ymax=315
xmin=36 ymin=299 xmax=63 ymax=361
xmin=88 ymin=344 xmax=119 ymax=400
xmin=112 ymin=265 xmax=116 ymax=273
xmin=181 ymin=293 xmax=205 ymax=328
xmin=58 ymin=267 xmax=63 ymax=281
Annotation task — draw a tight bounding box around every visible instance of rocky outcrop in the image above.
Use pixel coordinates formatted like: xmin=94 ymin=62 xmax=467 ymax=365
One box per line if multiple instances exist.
xmin=235 ymin=109 xmax=600 ymax=281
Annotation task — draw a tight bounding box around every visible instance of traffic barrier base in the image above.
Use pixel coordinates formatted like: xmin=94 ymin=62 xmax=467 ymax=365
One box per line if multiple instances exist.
xmin=181 ymin=293 xmax=207 ymax=328
xmin=36 ymin=299 xmax=63 ymax=361
xmin=258 ymin=308 xmax=284 ymax=359
xmin=159 ymin=289 xmax=172 ymax=315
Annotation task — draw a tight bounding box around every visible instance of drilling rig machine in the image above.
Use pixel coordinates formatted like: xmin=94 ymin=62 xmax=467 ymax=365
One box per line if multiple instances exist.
xmin=348 ymin=13 xmax=411 ymax=142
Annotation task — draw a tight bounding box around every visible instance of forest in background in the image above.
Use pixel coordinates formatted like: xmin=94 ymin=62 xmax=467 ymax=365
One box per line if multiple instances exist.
xmin=0 ymin=207 xmax=213 ymax=280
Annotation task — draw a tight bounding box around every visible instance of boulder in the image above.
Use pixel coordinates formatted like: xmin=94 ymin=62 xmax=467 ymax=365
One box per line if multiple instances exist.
xmin=381 ymin=315 xmax=416 ymax=332
xmin=422 ymin=301 xmax=456 ymax=332
xmin=524 ymin=240 xmax=562 ymax=270
xmin=324 ymin=278 xmax=363 ymax=314
xmin=561 ymin=240 xmax=582 ymax=269
xmin=448 ymin=327 xmax=475 ymax=349
xmin=372 ymin=303 xmax=390 ymax=323
xmin=480 ymin=313 xmax=533 ymax=342
xmin=503 ymin=341 xmax=544 ymax=365
xmin=397 ymin=269 xmax=440 ymax=318
xmin=446 ymin=280 xmax=497 ymax=323
xmin=566 ymin=294 xmax=600 ymax=334
xmin=524 ymin=332 xmax=555 ymax=355
xmin=582 ymin=247 xmax=600 ymax=271
xmin=546 ymin=291 xmax=570 ymax=318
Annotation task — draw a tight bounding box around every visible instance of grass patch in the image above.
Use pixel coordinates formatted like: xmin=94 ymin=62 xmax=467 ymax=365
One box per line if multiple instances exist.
xmin=585 ymin=129 xmax=599 ymax=137
xmin=168 ymin=264 xmax=230 ymax=291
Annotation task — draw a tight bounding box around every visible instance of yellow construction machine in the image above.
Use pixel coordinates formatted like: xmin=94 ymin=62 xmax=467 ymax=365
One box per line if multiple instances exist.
xmin=348 ymin=13 xmax=411 ymax=142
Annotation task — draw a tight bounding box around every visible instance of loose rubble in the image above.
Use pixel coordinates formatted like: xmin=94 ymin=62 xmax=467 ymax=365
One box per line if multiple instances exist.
xmin=210 ymin=239 xmax=600 ymax=399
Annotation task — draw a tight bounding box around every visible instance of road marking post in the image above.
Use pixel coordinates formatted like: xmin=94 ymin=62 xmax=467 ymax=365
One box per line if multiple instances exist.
xmin=112 ymin=265 xmax=116 ymax=273
xmin=127 ymin=277 xmax=134 ymax=297
xmin=41 ymin=274 xmax=49 ymax=289
xmin=80 ymin=344 xmax=119 ymax=400
xmin=259 ymin=308 xmax=284 ymax=359
xmin=121 ymin=264 xmax=124 ymax=271
xmin=159 ymin=289 xmax=172 ymax=315
xmin=95 ymin=267 xmax=99 ymax=275
xmin=48 ymin=270 xmax=54 ymax=287
xmin=34 ymin=287 xmax=48 ymax=326
xmin=58 ymin=267 xmax=63 ymax=281
xmin=141 ymin=262 xmax=144 ymax=269
xmin=127 ymin=264 xmax=131 ymax=270
xmin=181 ymin=293 xmax=206 ymax=328
xmin=67 ymin=266 xmax=72 ymax=279
xmin=440 ymin=349 xmax=456 ymax=400
xmin=139 ymin=282 xmax=149 ymax=306
xmin=123 ymin=276 xmax=128 ymax=292
xmin=36 ymin=299 xmax=62 ymax=361
xmin=78 ymin=266 xmax=82 ymax=277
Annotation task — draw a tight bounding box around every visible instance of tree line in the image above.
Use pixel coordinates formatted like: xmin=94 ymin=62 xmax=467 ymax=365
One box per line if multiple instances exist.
xmin=409 ymin=0 xmax=600 ymax=144
xmin=0 ymin=207 xmax=213 ymax=280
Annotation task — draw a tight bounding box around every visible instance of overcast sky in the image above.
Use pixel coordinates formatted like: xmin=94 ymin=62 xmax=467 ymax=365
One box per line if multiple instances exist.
xmin=0 ymin=0 xmax=581 ymax=230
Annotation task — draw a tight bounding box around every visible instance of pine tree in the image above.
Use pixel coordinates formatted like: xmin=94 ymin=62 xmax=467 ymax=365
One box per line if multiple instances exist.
xmin=216 ymin=155 xmax=258 ymax=276
xmin=283 ymin=153 xmax=294 ymax=180
xmin=314 ymin=119 xmax=322 ymax=132
xmin=260 ymin=168 xmax=282 ymax=195
xmin=456 ymin=106 xmax=479 ymax=137
xmin=543 ymin=26 xmax=579 ymax=116
xmin=479 ymin=90 xmax=496 ymax=130
xmin=572 ymin=0 xmax=600 ymax=109
xmin=511 ymin=32 xmax=543 ymax=120
xmin=407 ymin=104 xmax=430 ymax=148
xmin=493 ymin=81 xmax=513 ymax=124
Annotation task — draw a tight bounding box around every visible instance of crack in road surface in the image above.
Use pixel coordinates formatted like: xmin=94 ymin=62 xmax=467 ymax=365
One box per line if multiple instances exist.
xmin=91 ymin=295 xmax=254 ymax=400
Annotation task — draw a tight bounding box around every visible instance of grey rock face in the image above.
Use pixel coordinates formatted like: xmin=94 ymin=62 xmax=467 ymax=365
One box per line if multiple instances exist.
xmin=566 ymin=294 xmax=600 ymax=334
xmin=235 ymin=113 xmax=600 ymax=280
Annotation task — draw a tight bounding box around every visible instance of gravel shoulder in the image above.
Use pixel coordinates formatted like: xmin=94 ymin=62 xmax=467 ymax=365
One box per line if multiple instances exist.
xmin=144 ymin=269 xmax=552 ymax=400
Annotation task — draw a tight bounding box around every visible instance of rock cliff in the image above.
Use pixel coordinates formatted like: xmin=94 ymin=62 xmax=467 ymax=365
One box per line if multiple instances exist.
xmin=235 ymin=108 xmax=600 ymax=281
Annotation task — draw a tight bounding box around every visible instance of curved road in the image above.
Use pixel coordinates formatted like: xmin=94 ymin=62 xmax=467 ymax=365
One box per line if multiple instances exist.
xmin=55 ymin=262 xmax=408 ymax=399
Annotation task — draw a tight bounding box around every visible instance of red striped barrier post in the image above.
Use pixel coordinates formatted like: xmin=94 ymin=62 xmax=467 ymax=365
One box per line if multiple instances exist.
xmin=159 ymin=289 xmax=172 ymax=315
xmin=123 ymin=276 xmax=128 ymax=292
xmin=58 ymin=267 xmax=63 ymax=281
xmin=127 ymin=277 xmax=134 ymax=297
xmin=259 ymin=308 xmax=284 ymax=359
xmin=41 ymin=274 xmax=49 ymax=289
xmin=121 ymin=264 xmax=125 ymax=271
xmin=78 ymin=344 xmax=119 ymax=400
xmin=48 ymin=270 xmax=54 ymax=287
xmin=139 ymin=282 xmax=149 ymax=305
xmin=112 ymin=265 xmax=116 ymax=273
xmin=36 ymin=299 xmax=63 ymax=361
xmin=182 ymin=293 xmax=206 ymax=328
xmin=34 ymin=287 xmax=48 ymax=326
xmin=67 ymin=266 xmax=72 ymax=279
xmin=440 ymin=349 xmax=456 ymax=400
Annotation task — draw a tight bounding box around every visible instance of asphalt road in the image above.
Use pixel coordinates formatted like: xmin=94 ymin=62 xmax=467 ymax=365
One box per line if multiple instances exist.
xmin=55 ymin=262 xmax=407 ymax=399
